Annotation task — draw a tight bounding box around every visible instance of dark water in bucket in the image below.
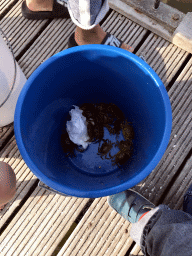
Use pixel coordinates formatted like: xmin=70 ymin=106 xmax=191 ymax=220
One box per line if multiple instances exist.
xmin=69 ymin=127 xmax=127 ymax=175
xmin=29 ymin=98 xmax=136 ymax=177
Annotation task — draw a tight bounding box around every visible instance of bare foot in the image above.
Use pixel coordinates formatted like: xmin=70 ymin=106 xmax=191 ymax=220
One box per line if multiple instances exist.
xmin=26 ymin=0 xmax=54 ymax=12
xmin=121 ymin=42 xmax=134 ymax=52
xmin=75 ymin=25 xmax=134 ymax=53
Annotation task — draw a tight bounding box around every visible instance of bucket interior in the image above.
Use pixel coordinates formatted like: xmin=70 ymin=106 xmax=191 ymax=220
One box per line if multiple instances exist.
xmin=15 ymin=46 xmax=170 ymax=197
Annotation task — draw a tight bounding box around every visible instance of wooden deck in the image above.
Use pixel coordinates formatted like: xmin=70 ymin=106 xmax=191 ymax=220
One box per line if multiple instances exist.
xmin=0 ymin=1 xmax=192 ymax=255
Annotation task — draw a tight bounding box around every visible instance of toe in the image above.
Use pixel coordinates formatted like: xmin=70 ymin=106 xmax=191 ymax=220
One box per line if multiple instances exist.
xmin=121 ymin=43 xmax=134 ymax=53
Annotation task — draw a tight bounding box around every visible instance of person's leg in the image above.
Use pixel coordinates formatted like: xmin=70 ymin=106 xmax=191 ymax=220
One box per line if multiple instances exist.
xmin=108 ymin=189 xmax=192 ymax=256
xmin=22 ymin=0 xmax=69 ymax=19
xmin=68 ymin=0 xmax=134 ymax=51
xmin=0 ymin=162 xmax=16 ymax=210
xmin=74 ymin=25 xmax=134 ymax=52
xmin=26 ymin=0 xmax=54 ymax=11
xmin=24 ymin=0 xmax=134 ymax=51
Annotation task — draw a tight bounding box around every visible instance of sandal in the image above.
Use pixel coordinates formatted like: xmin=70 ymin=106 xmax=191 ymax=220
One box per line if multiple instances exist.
xmin=21 ymin=0 xmax=70 ymax=20
xmin=108 ymin=189 xmax=155 ymax=223
xmin=68 ymin=32 xmax=134 ymax=52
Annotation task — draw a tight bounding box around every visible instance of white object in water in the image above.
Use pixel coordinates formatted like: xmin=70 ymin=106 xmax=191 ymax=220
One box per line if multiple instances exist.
xmin=66 ymin=105 xmax=90 ymax=149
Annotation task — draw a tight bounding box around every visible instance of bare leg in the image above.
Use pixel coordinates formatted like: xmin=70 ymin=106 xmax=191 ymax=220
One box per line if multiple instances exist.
xmin=26 ymin=1 xmax=134 ymax=52
xmin=75 ymin=24 xmax=107 ymax=46
xmin=26 ymin=0 xmax=54 ymax=11
xmin=75 ymin=24 xmax=134 ymax=52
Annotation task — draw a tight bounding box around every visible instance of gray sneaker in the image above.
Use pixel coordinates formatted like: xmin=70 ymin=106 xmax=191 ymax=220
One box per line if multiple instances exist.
xmin=108 ymin=189 xmax=155 ymax=223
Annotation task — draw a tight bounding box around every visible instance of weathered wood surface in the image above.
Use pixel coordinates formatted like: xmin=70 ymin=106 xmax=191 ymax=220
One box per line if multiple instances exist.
xmin=0 ymin=185 xmax=89 ymax=256
xmin=0 ymin=0 xmax=49 ymax=57
xmin=0 ymin=1 xmax=192 ymax=255
xmin=18 ymin=10 xmax=148 ymax=78
xmin=136 ymin=32 xmax=189 ymax=87
xmin=0 ymin=136 xmax=37 ymax=226
xmin=58 ymin=197 xmax=133 ymax=256
xmin=0 ymin=124 xmax=14 ymax=148
xmin=133 ymin=56 xmax=192 ymax=205
xmin=131 ymin=56 xmax=192 ymax=256
xmin=0 ymin=0 xmax=16 ymax=15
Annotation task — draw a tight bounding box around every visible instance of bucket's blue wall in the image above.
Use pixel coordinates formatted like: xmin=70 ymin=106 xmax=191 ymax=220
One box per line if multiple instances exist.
xmin=14 ymin=45 xmax=171 ymax=197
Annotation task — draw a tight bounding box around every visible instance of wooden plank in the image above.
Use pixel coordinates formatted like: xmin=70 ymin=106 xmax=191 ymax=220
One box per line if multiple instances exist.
xmin=0 ymin=124 xmax=14 ymax=148
xmin=18 ymin=18 xmax=75 ymax=78
xmin=114 ymin=57 xmax=192 ymax=256
xmin=58 ymin=197 xmax=133 ymax=256
xmin=133 ymin=57 xmax=192 ymax=205
xmin=0 ymin=0 xmax=49 ymax=58
xmin=130 ymin=245 xmax=143 ymax=255
xmin=103 ymin=11 xmax=147 ymax=48
xmin=136 ymin=33 xmax=189 ymax=88
xmin=0 ymin=0 xmax=16 ymax=16
xmin=0 ymin=136 xmax=37 ymax=226
xmin=0 ymin=183 xmax=89 ymax=256
xmin=163 ymin=155 xmax=192 ymax=210
xmin=0 ymin=135 xmax=89 ymax=255
xmin=18 ymin=10 xmax=147 ymax=78
xmin=0 ymin=131 xmax=89 ymax=255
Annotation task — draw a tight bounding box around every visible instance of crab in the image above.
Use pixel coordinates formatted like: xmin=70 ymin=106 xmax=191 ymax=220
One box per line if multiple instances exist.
xmin=105 ymin=124 xmax=116 ymax=135
xmin=61 ymin=132 xmax=77 ymax=157
xmin=112 ymin=140 xmax=133 ymax=167
xmin=97 ymin=139 xmax=114 ymax=160
xmin=120 ymin=120 xmax=135 ymax=142
xmin=80 ymin=103 xmax=106 ymax=143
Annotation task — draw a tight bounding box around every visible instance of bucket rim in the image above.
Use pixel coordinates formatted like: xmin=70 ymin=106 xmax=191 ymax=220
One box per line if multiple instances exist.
xmin=14 ymin=44 xmax=172 ymax=198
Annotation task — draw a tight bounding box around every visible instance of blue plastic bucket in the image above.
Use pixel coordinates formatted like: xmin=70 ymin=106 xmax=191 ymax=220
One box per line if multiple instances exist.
xmin=14 ymin=45 xmax=172 ymax=198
